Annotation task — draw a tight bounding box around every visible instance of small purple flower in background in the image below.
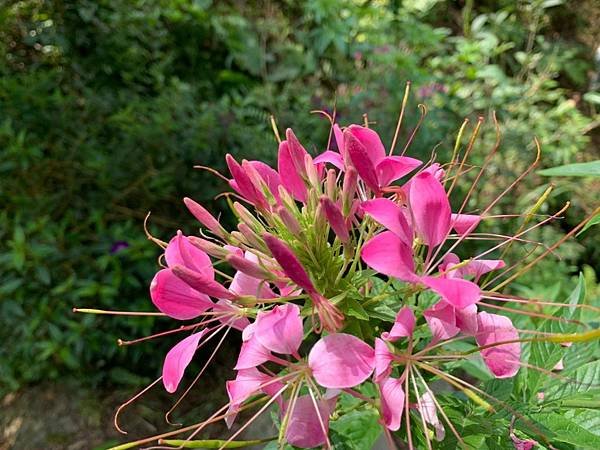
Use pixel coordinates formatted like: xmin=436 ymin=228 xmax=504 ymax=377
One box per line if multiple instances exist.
xmin=418 ymin=82 xmax=448 ymax=99
xmin=110 ymin=240 xmax=129 ymax=254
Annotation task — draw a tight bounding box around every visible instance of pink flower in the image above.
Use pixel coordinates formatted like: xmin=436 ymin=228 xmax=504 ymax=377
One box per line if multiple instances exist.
xmin=382 ymin=307 xmax=416 ymax=341
xmin=285 ymin=395 xmax=335 ymax=448
xmin=379 ymin=376 xmax=405 ymax=431
xmin=408 ymin=171 xmax=451 ymax=247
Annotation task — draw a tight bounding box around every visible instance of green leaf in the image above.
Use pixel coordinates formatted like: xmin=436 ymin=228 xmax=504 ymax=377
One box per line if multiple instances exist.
xmin=538 ymin=160 xmax=600 ymax=177
xmin=566 ymin=273 xmax=586 ymax=318
xmin=530 ymin=412 xmax=600 ymax=448
xmin=329 ymin=409 xmax=381 ymax=450
xmin=543 ymin=360 xmax=600 ymax=403
xmin=583 ymin=91 xmax=600 ymax=105
xmin=344 ymin=296 xmax=369 ymax=321
xmin=577 ymin=212 xmax=600 ymax=236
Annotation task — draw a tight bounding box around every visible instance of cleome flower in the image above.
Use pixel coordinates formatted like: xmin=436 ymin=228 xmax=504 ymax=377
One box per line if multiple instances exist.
xmin=76 ymin=97 xmax=600 ymax=450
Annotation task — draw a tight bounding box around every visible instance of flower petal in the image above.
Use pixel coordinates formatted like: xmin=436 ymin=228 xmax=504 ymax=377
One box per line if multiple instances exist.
xmin=234 ymin=337 xmax=271 ymax=370
xmin=278 ymin=141 xmax=308 ymax=203
xmin=347 ymin=125 xmax=386 ymax=165
xmin=320 ymin=196 xmax=350 ymax=243
xmin=345 ymin=130 xmax=380 ymax=193
xmin=476 ymin=312 xmax=521 ymax=378
xmin=409 ymin=171 xmax=451 ymax=247
xmin=309 ymin=333 xmax=375 ymax=388
xmin=374 ymin=338 xmax=394 ymax=382
xmin=376 ymin=155 xmax=422 ymax=187
xmin=382 ymin=307 xmax=416 ymax=341
xmin=418 ymin=392 xmax=445 ymax=441
xmin=361 ymin=231 xmax=418 ymax=282
xmin=172 ymin=265 xmax=235 ymax=300
xmin=314 ymin=150 xmax=345 ymax=170
xmin=151 ymin=269 xmax=213 ymax=320
xmin=254 ymin=304 xmax=303 ymax=355
xmin=285 ymin=395 xmax=332 ymax=448
xmin=379 ymin=376 xmax=405 ymax=431
xmin=421 ymin=276 xmax=481 ymax=309
xmin=165 ymin=231 xmax=213 ymax=278
xmin=162 ymin=329 xmax=209 ymax=393
xmin=424 ymin=300 xmax=459 ymax=342
xmin=361 ymin=198 xmax=413 ymax=247
xmin=451 ymin=213 xmax=481 ymax=236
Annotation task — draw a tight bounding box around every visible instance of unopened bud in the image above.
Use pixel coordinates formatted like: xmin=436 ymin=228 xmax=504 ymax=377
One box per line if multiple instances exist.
xmin=342 ymin=166 xmax=358 ymax=216
xmin=320 ymin=196 xmax=350 ymax=243
xmin=187 ymin=236 xmax=229 ymax=259
xmin=276 ymin=206 xmax=302 ymax=236
xmin=237 ymin=223 xmax=268 ymax=251
xmin=326 ymin=168 xmax=337 ymax=200
xmin=183 ymin=197 xmax=227 ymax=238
xmin=233 ymin=202 xmax=265 ymax=232
xmin=226 ymin=253 xmax=274 ymax=280
xmin=304 ymin=153 xmax=321 ymax=191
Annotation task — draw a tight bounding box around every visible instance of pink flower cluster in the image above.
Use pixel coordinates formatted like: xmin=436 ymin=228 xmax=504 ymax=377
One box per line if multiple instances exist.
xmin=147 ymin=124 xmax=522 ymax=448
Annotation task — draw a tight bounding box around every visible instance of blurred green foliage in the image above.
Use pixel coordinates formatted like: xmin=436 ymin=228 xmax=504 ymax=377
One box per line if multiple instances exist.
xmin=1 ymin=0 xmax=598 ymax=392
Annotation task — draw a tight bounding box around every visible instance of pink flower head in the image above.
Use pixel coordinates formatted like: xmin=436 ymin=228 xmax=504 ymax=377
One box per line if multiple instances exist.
xmin=165 ymin=231 xmax=213 ymax=278
xmin=150 ymin=269 xmax=214 ymax=320
xmin=476 ymin=312 xmax=520 ymax=378
xmin=162 ymin=329 xmax=209 ymax=393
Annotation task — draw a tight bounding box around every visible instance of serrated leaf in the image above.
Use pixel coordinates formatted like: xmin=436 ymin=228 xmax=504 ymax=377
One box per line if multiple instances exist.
xmin=329 ymin=409 xmax=381 ymax=450
xmin=543 ymin=360 xmax=600 ymax=403
xmin=530 ymin=412 xmax=600 ymax=448
xmin=344 ymin=297 xmax=369 ymax=321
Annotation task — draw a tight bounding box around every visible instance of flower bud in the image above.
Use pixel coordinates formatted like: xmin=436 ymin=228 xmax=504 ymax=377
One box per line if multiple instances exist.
xmin=276 ymin=205 xmax=302 ymax=236
xmin=233 ymin=202 xmax=265 ymax=232
xmin=237 ymin=223 xmax=268 ymax=252
xmin=262 ymin=233 xmax=316 ymax=294
xmin=183 ymin=197 xmax=227 ymax=238
xmin=319 ymin=196 xmax=350 ymax=243
xmin=342 ymin=166 xmax=358 ymax=216
xmin=226 ymin=253 xmax=274 ymax=281
xmin=187 ymin=236 xmax=229 ymax=259
xmin=304 ymin=153 xmax=321 ymax=191
xmin=172 ymin=265 xmax=235 ymax=300
xmin=325 ymin=168 xmax=337 ymax=200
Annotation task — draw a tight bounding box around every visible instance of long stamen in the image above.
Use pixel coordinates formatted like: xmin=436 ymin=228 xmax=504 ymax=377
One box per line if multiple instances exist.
xmin=409 ymin=367 xmax=433 ymax=450
xmin=400 ymin=104 xmax=427 ymax=156
xmin=389 ymin=81 xmax=411 ymax=155
xmin=114 ymin=377 xmax=162 ymax=435
xmin=73 ymin=308 xmax=165 ymax=316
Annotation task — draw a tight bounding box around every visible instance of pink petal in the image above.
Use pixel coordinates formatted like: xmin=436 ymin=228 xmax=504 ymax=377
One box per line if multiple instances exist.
xmin=162 ymin=329 xmax=209 ymax=393
xmin=347 ymin=125 xmax=386 ymax=165
xmin=376 ymin=155 xmax=422 ymax=187
xmin=309 ymin=333 xmax=375 ymax=388
xmin=345 ymin=130 xmax=380 ymax=193
xmin=172 ymin=265 xmax=235 ymax=300
xmin=421 ymin=276 xmax=481 ymax=309
xmin=150 ymin=269 xmax=214 ymax=320
xmin=379 ymin=376 xmax=405 ymax=431
xmin=333 ymin=124 xmax=347 ymax=160
xmin=455 ymin=304 xmax=478 ymax=335
xmin=511 ymin=435 xmax=538 ymax=450
xmin=263 ymin=233 xmax=316 ymax=293
xmin=225 ymin=367 xmax=271 ymax=427
xmin=314 ymin=150 xmax=345 ymax=170
xmin=460 ymin=259 xmax=506 ymax=281
xmin=361 ymin=231 xmax=418 ymax=282
xmin=424 ymin=301 xmax=459 ymax=342
xmin=165 ymin=231 xmax=213 ymax=278
xmin=254 ymin=304 xmax=303 ymax=355
xmin=285 ymin=395 xmax=332 ymax=448
xmin=361 ymin=198 xmax=413 ymax=247
xmin=285 ymin=129 xmax=310 ymax=175
xmin=234 ymin=338 xmax=271 ymax=370
xmin=409 ymin=171 xmax=451 ymax=247
xmin=374 ymin=338 xmax=394 ymax=382
xmin=228 ymin=253 xmax=275 ymax=298
xmin=226 ymin=154 xmax=267 ymax=209
xmin=476 ymin=312 xmax=521 ymax=378
xmin=418 ymin=392 xmax=445 ymax=440
xmin=278 ymin=141 xmax=308 ymax=203
xmin=382 ymin=307 xmax=416 ymax=341
xmin=451 ymin=213 xmax=481 ymax=236
xmin=320 ymin=196 xmax=350 ymax=243
xmin=249 ymin=160 xmax=282 ymax=203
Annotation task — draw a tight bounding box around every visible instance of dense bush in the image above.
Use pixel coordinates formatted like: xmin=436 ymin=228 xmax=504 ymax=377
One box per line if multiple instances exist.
xmin=1 ymin=0 xmax=598 ymax=392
